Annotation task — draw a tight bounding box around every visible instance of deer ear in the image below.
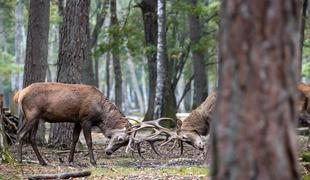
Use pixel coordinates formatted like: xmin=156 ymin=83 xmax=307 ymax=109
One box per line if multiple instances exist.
xmin=176 ymin=119 xmax=182 ymax=129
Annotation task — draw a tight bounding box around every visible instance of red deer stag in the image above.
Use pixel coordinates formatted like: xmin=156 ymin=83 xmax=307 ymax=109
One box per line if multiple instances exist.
xmin=14 ymin=82 xmax=131 ymax=166
xmin=174 ymin=90 xmax=217 ymax=154
xmin=297 ymin=82 xmax=310 ymax=147
xmin=126 ymin=90 xmax=217 ymax=156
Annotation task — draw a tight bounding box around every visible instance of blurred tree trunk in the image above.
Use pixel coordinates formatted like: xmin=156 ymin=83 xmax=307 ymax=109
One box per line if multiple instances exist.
xmin=154 ymin=0 xmax=176 ymax=121
xmin=106 ymin=52 xmax=111 ymax=98
xmin=189 ymin=0 xmax=208 ymax=109
xmin=49 ymin=0 xmax=90 ymax=148
xmin=139 ymin=0 xmax=158 ymax=121
xmin=110 ymin=0 xmax=123 ymax=110
xmin=23 ymin=0 xmax=50 ymax=145
xmin=12 ymin=0 xmax=25 ymax=91
xmin=211 ymin=0 xmax=300 ymax=179
xmin=83 ymin=0 xmax=109 ymax=87
xmin=127 ymin=53 xmax=145 ymax=113
xmin=298 ymin=0 xmax=307 ymax=79
xmin=0 ymin=9 xmax=7 ymax=52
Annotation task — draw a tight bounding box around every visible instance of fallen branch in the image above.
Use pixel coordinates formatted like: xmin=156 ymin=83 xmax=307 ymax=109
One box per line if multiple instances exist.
xmin=28 ymin=170 xmax=91 ymax=180
xmin=298 ymin=127 xmax=309 ymax=135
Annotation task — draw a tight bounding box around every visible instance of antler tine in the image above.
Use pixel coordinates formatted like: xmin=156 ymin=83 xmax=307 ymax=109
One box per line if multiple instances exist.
xmin=168 ymin=139 xmax=179 ymax=152
xmin=127 ymin=123 xmax=157 ymax=134
xmin=125 ymin=137 xmax=134 ymax=153
xmin=160 ymin=136 xmax=176 ymax=146
xmin=144 ymin=117 xmax=175 ymax=130
xmin=126 ymin=117 xmax=142 ymax=124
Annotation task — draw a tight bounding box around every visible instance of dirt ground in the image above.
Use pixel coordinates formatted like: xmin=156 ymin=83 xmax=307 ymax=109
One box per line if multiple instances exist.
xmin=1 ymin=132 xmax=310 ymax=179
xmin=0 ymin=132 xmax=208 ymax=179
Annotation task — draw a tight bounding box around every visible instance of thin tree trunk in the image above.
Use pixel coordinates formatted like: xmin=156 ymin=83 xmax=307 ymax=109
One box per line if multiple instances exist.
xmin=49 ymin=0 xmax=90 ymax=148
xmin=298 ymin=0 xmax=307 ymax=79
xmin=127 ymin=53 xmax=145 ymax=113
xmin=83 ymin=0 xmax=109 ymax=87
xmin=110 ymin=0 xmax=123 ymax=110
xmin=0 ymin=9 xmax=7 ymax=52
xmin=139 ymin=0 xmax=158 ymax=121
xmin=177 ymin=74 xmax=186 ymax=112
xmin=211 ymin=1 xmax=300 ymax=179
xmin=154 ymin=0 xmax=176 ymax=121
xmin=141 ymin=61 xmax=148 ymax=108
xmin=12 ymin=0 xmax=25 ymax=91
xmin=189 ymin=0 xmax=208 ymax=109
xmin=106 ymin=52 xmax=111 ymax=98
xmin=23 ymin=0 xmax=50 ymax=145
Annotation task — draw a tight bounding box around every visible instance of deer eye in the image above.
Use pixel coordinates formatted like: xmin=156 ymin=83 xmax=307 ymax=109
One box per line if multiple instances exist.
xmin=118 ymin=137 xmax=124 ymax=142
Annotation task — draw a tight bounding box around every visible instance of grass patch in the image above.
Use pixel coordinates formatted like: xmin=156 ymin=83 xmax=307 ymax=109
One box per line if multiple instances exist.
xmin=90 ymin=166 xmax=208 ymax=178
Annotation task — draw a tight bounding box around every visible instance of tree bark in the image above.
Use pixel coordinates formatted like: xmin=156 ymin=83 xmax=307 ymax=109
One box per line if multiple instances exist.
xmin=49 ymin=0 xmax=90 ymax=148
xmin=189 ymin=0 xmax=208 ymax=109
xmin=110 ymin=0 xmax=123 ymax=110
xmin=154 ymin=0 xmax=176 ymax=121
xmin=23 ymin=0 xmax=50 ymax=145
xmin=211 ymin=1 xmax=300 ymax=179
xmin=297 ymin=0 xmax=307 ymax=79
xmin=139 ymin=0 xmax=158 ymax=121
xmin=106 ymin=52 xmax=111 ymax=99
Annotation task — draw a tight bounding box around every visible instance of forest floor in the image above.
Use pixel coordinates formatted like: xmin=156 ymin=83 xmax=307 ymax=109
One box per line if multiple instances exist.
xmin=1 ymin=133 xmax=310 ymax=179
xmin=0 ymin=132 xmax=208 ymax=179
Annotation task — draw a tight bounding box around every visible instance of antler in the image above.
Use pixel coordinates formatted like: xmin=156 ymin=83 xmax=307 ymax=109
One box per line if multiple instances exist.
xmin=125 ymin=117 xmax=179 ymax=157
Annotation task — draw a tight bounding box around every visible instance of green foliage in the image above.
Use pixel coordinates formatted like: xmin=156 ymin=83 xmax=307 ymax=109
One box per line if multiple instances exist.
xmin=300 ymin=150 xmax=310 ymax=162
xmin=0 ymin=50 xmax=22 ymax=81
xmin=49 ymin=2 xmax=61 ymax=25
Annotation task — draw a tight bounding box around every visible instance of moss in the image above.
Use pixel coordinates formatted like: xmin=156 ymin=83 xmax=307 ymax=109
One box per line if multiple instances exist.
xmin=0 ymin=124 xmax=15 ymax=164
xmin=300 ymin=150 xmax=310 ymax=162
xmin=303 ymin=175 xmax=310 ymax=180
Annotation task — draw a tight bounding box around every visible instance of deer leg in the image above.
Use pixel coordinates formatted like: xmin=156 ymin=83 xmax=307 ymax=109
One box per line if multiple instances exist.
xmin=179 ymin=141 xmax=184 ymax=156
xmin=17 ymin=120 xmax=37 ymax=163
xmin=29 ymin=121 xmax=47 ymax=166
xmin=68 ymin=123 xmax=81 ymax=163
xmin=82 ymin=122 xmax=96 ymax=166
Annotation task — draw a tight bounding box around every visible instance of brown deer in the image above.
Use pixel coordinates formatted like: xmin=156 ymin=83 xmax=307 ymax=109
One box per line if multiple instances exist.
xmin=176 ymin=90 xmax=217 ymax=153
xmin=14 ymin=82 xmax=131 ymax=166
xmin=126 ymin=90 xmax=217 ymax=156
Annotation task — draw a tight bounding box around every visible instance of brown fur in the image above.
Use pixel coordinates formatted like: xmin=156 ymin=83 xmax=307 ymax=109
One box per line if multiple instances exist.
xmin=181 ymin=90 xmax=217 ymax=136
xmin=16 ymin=82 xmax=128 ymax=129
xmin=15 ymin=82 xmax=130 ymax=165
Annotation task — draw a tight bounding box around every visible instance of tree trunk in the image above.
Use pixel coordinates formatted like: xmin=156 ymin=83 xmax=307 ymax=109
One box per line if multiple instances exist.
xmin=298 ymin=0 xmax=307 ymax=79
xmin=49 ymin=0 xmax=90 ymax=148
xmin=154 ymin=0 xmax=176 ymax=121
xmin=189 ymin=0 xmax=208 ymax=109
xmin=127 ymin=53 xmax=145 ymax=113
xmin=12 ymin=0 xmax=26 ymax=91
xmin=106 ymin=52 xmax=111 ymax=98
xmin=110 ymin=0 xmax=123 ymax=110
xmin=211 ymin=1 xmax=300 ymax=179
xmin=83 ymin=0 xmax=109 ymax=87
xmin=140 ymin=0 xmax=158 ymax=121
xmin=0 ymin=9 xmax=7 ymax=52
xmin=23 ymin=0 xmax=50 ymax=145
